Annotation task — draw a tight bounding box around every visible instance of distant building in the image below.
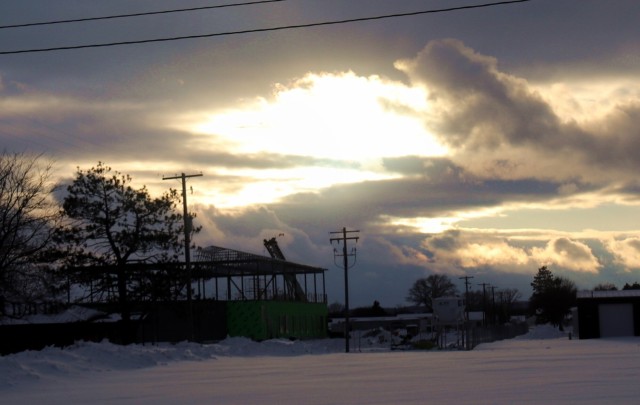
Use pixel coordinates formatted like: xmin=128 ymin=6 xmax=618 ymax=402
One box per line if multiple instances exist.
xmin=433 ymin=296 xmax=465 ymax=325
xmin=575 ymin=290 xmax=640 ymax=339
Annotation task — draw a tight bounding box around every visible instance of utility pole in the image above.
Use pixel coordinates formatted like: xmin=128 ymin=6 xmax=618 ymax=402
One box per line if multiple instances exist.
xmin=163 ymin=172 xmax=203 ymax=340
xmin=459 ymin=276 xmax=473 ymax=349
xmin=489 ymin=286 xmax=498 ymax=325
xmin=330 ymin=227 xmax=359 ymax=353
xmin=459 ymin=276 xmax=474 ymax=322
xmin=478 ymin=283 xmax=491 ymax=327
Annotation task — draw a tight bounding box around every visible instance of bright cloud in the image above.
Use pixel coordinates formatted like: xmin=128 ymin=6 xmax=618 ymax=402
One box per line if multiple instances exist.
xmin=421 ymin=231 xmax=529 ymax=273
xmin=179 ymin=71 xmax=447 ymax=164
xmin=459 ymin=240 xmax=530 ymax=268
xmin=606 ymin=237 xmax=640 ymax=269
xmin=420 ymin=230 xmax=601 ymax=276
xmin=530 ymin=238 xmax=601 ymax=273
xmin=204 ymin=166 xmax=398 ymax=208
xmin=533 ymin=79 xmax=640 ymax=125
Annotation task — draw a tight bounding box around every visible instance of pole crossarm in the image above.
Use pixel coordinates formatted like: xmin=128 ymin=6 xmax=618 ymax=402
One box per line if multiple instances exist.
xmin=161 ymin=173 xmax=203 ymax=181
xmin=329 ymin=229 xmax=360 ymax=244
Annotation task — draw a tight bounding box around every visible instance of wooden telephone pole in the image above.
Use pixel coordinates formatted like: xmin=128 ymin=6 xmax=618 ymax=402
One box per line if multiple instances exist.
xmin=163 ymin=172 xmax=202 ymax=340
xmin=330 ymin=227 xmax=359 ymax=353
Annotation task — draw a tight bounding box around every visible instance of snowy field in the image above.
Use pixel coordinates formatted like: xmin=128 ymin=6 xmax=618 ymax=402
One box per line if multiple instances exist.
xmin=2 ymin=325 xmax=640 ymax=404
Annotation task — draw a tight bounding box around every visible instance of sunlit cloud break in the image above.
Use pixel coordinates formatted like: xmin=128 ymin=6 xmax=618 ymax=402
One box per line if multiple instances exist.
xmin=179 ymin=71 xmax=447 ymax=163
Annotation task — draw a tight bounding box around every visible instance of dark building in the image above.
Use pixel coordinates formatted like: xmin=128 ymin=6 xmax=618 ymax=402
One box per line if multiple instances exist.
xmin=575 ymin=290 xmax=640 ymax=339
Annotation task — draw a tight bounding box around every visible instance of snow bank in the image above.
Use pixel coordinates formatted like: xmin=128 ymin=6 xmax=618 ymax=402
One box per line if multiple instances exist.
xmin=515 ymin=323 xmax=568 ymax=340
xmin=3 ymin=325 xmax=567 ymax=389
xmin=3 ymin=328 xmax=640 ymax=404
xmin=0 ymin=336 xmax=348 ymax=389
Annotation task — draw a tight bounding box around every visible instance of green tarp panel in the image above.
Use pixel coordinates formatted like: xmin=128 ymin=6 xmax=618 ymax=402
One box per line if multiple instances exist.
xmin=227 ymin=301 xmax=327 ymax=340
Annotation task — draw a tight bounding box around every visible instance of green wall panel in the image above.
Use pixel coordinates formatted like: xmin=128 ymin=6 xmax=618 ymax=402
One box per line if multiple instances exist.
xmin=227 ymin=301 xmax=328 ymax=340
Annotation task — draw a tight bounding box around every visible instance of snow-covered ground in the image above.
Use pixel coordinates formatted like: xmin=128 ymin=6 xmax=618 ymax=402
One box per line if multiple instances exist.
xmin=2 ymin=325 xmax=639 ymax=404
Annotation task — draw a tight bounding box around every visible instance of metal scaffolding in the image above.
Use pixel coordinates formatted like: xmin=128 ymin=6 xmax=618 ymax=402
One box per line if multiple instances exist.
xmin=193 ymin=245 xmax=327 ymax=303
xmin=65 ymin=245 xmax=327 ymax=305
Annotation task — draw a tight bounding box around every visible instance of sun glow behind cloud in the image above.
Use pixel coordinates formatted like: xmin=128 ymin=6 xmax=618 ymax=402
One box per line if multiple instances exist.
xmin=189 ymin=72 xmax=446 ymax=161
xmin=170 ymin=71 xmax=447 ymax=207
xmin=381 ymin=206 xmax=507 ymax=234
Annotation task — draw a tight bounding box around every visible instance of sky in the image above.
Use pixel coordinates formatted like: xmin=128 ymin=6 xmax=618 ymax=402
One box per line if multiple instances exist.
xmin=3 ymin=327 xmax=640 ymax=404
xmin=2 ymin=0 xmax=640 ymax=307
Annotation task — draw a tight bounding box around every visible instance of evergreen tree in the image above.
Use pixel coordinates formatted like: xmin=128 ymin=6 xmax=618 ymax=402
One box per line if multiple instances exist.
xmin=56 ymin=163 xmax=197 ymax=325
xmin=529 ymin=266 xmax=576 ymax=327
xmin=531 ymin=265 xmax=554 ymax=296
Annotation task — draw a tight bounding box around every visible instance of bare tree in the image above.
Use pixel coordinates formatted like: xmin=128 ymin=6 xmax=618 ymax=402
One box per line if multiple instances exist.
xmin=594 ymin=282 xmax=617 ymax=291
xmin=496 ymin=288 xmax=522 ymax=323
xmin=406 ymin=274 xmax=458 ymax=311
xmin=0 ymin=152 xmax=61 ymax=311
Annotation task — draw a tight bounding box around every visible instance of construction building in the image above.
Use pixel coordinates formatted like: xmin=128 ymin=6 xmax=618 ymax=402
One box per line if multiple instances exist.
xmin=134 ymin=237 xmax=328 ymax=342
xmin=187 ymin=238 xmax=328 ymax=341
xmin=1 ymin=238 xmax=328 ymax=353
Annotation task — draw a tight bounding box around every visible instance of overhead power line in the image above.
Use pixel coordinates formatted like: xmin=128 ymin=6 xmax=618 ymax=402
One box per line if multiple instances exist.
xmin=0 ymin=0 xmax=287 ymax=30
xmin=0 ymin=0 xmax=534 ymax=55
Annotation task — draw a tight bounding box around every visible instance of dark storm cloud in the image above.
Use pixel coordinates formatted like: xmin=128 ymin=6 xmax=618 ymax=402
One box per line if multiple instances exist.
xmin=270 ymin=156 xmax=571 ymax=233
xmin=3 ymin=0 xmax=638 ymax=89
xmin=382 ymin=156 xmax=459 ymax=176
xmin=0 ymin=96 xmax=182 ymax=162
xmin=398 ymin=38 xmax=564 ymax=149
xmin=426 ymin=230 xmax=461 ymax=252
xmin=397 ymin=39 xmax=640 ymax=180
xmin=205 ymin=205 xmax=284 ymax=240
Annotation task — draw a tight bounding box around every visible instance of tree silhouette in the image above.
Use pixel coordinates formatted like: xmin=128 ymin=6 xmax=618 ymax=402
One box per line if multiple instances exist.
xmin=0 ymin=152 xmax=61 ymax=312
xmin=351 ymin=300 xmax=388 ymax=317
xmin=594 ymin=283 xmax=617 ymax=291
xmin=56 ymin=163 xmax=193 ymax=325
xmin=495 ymin=288 xmax=522 ymax=324
xmin=406 ymin=274 xmax=458 ymax=311
xmin=529 ymin=266 xmax=576 ymax=328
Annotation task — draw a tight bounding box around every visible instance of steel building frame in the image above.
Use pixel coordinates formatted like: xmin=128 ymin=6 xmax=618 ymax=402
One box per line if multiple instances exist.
xmin=65 ymin=245 xmax=327 ymax=305
xmin=193 ymin=245 xmax=327 ymax=303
